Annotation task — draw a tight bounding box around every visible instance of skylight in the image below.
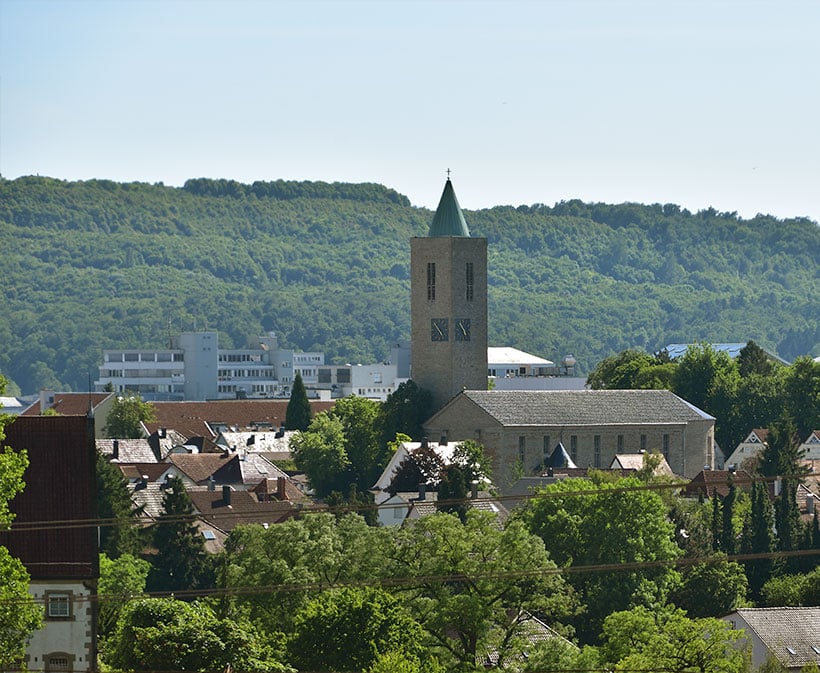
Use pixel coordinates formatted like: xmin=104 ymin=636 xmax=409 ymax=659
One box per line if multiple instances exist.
xmin=202 ymin=530 xmax=216 ymax=540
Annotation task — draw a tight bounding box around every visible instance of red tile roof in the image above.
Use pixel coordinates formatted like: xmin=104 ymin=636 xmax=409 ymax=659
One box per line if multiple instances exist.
xmin=0 ymin=416 xmax=97 ymax=579
xmin=22 ymin=392 xmax=112 ymax=416
xmin=683 ymin=469 xmax=755 ymax=498
xmin=145 ymin=399 xmax=336 ymax=440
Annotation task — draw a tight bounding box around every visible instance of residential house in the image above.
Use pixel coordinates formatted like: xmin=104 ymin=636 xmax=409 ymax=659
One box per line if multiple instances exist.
xmin=142 ymin=398 xmax=334 ymax=445
xmin=21 ymin=390 xmax=114 ymax=438
xmin=422 ymin=389 xmax=716 ymax=490
xmin=370 ymin=438 xmax=503 ymax=526
xmin=683 ymin=469 xmax=756 ymax=499
xmin=722 ymin=607 xmax=820 ymax=671
xmin=0 ymin=415 xmax=98 ymax=672
xmin=725 ymin=429 xmax=769 ymax=470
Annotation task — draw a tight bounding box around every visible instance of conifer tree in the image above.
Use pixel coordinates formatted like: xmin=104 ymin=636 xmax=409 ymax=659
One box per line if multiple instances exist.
xmin=285 ymin=373 xmax=311 ymax=431
xmin=721 ymin=480 xmax=737 ymax=555
xmin=743 ymin=479 xmax=775 ymax=598
xmin=147 ymin=476 xmax=212 ymax=594
xmin=437 ymin=464 xmax=468 ymax=523
xmin=96 ymin=451 xmax=143 ymax=558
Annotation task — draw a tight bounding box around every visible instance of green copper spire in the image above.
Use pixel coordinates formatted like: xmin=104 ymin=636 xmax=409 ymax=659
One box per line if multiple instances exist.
xmin=428 ymin=178 xmax=471 ymax=237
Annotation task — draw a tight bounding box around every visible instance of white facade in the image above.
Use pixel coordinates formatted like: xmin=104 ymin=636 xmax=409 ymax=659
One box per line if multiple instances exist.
xmin=95 ymin=331 xmax=324 ymax=401
xmin=316 ymin=363 xmax=402 ymax=401
xmin=27 ymin=580 xmax=95 ymax=673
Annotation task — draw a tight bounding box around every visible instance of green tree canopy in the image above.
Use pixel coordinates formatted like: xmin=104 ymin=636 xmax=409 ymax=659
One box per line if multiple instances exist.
xmin=98 ymin=551 xmax=150 ymax=636
xmin=600 ymin=607 xmax=749 ymax=673
xmin=223 ymin=513 xmax=393 ymax=636
xmin=104 ymin=394 xmax=157 ymax=438
xmin=287 ymin=586 xmax=425 ymax=672
xmin=103 ymin=598 xmax=290 ymax=672
xmin=522 ymin=474 xmax=681 ymax=644
xmin=388 ymin=511 xmax=576 ymax=670
xmin=289 ymin=413 xmax=350 ymax=497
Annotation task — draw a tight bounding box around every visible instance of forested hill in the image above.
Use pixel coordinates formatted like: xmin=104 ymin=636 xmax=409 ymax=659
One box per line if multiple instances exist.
xmin=2 ymin=176 xmax=818 ymax=396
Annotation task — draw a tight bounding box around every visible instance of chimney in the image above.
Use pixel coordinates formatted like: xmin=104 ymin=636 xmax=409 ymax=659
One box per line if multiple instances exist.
xmin=277 ymin=476 xmax=287 ymax=500
xmin=439 ymin=435 xmax=447 ymax=446
xmin=112 ymin=439 xmax=119 ymax=460
xmin=807 ymin=493 xmax=815 ymax=515
xmin=208 ymin=476 xmax=215 ymax=491
xmin=421 ymin=437 xmax=429 ymax=449
xmin=135 ymin=474 xmax=148 ymax=491
xmin=418 ymin=482 xmax=427 ymax=501
xmin=471 ymin=480 xmax=479 ymax=499
xmin=158 ymin=428 xmax=166 ymax=439
xmin=222 ymin=485 xmax=232 ymax=506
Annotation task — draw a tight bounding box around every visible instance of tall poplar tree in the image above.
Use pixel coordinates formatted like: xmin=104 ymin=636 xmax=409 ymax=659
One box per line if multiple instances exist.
xmin=285 ymin=373 xmax=311 ymax=431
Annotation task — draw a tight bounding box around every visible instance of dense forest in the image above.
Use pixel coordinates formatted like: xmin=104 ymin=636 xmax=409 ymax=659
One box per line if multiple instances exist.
xmin=1 ymin=175 xmax=818 ymax=395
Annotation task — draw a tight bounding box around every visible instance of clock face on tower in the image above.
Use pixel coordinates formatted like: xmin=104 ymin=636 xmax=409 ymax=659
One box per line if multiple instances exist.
xmin=431 ymin=318 xmax=449 ymax=341
xmin=455 ymin=318 xmax=471 ymax=342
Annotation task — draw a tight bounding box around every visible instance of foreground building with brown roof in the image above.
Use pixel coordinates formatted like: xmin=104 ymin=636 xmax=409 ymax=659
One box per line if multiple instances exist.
xmin=0 ymin=415 xmax=98 ymax=671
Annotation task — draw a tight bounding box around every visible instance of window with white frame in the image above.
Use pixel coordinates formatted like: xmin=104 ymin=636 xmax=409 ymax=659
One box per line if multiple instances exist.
xmin=46 ymin=592 xmax=72 ymax=619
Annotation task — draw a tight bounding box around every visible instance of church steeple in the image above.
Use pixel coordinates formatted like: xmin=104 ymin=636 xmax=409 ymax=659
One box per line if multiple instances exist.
xmin=428 ymin=178 xmax=471 ymax=237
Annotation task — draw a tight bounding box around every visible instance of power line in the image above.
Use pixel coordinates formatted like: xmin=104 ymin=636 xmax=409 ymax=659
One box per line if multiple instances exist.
xmin=2 ymin=471 xmax=805 ymax=534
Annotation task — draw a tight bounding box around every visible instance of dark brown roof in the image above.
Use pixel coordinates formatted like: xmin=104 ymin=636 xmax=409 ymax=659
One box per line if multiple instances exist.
xmin=22 ymin=392 xmax=111 ymax=416
xmin=683 ymin=469 xmax=755 ymax=498
xmin=187 ymin=488 xmax=320 ymax=532
xmin=167 ymin=452 xmax=241 ymax=484
xmin=145 ymin=399 xmax=336 ymax=440
xmin=0 ymin=415 xmax=97 ymax=579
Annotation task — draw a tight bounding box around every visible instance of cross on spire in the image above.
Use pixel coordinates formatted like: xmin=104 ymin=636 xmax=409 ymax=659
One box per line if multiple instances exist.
xmin=446 ymin=168 xmax=451 ymax=180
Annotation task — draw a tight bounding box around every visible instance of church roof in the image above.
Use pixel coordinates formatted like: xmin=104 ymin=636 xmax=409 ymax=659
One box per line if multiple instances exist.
xmin=428 ymin=178 xmax=471 ymax=237
xmin=450 ymin=389 xmax=715 ymax=426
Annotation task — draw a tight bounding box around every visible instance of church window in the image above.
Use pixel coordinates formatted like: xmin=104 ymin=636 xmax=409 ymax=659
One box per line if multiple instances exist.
xmin=465 ymin=262 xmax=474 ymax=301
xmin=518 ymin=436 xmax=525 ymax=465
xmin=640 ymin=434 xmax=647 ymax=451
xmin=570 ymin=435 xmax=578 ymax=462
xmin=594 ymin=435 xmax=601 ymax=467
xmin=427 ymin=262 xmax=436 ymax=301
xmin=662 ymin=434 xmax=670 ymax=460
xmin=543 ymin=435 xmax=551 ymax=459
xmin=617 ymin=435 xmax=624 ymax=452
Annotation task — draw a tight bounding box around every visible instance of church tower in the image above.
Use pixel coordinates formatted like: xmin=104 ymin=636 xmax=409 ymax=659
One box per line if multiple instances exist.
xmin=411 ymin=179 xmax=488 ymax=411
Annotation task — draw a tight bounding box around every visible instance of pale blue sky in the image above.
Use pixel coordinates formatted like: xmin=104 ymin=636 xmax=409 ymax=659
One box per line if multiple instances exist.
xmin=2 ymin=0 xmax=818 ymax=222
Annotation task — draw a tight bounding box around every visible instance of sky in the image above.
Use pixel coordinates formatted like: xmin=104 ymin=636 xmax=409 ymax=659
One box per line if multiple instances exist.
xmin=2 ymin=0 xmax=819 ymax=222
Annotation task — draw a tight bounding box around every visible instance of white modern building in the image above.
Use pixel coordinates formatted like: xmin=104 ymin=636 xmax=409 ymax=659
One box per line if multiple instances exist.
xmin=94 ymin=331 xmax=324 ymax=401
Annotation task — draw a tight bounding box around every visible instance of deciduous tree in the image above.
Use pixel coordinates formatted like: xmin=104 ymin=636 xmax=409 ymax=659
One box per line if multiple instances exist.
xmin=523 ymin=475 xmax=681 ymax=644
xmin=287 ymin=587 xmax=425 ymax=672
xmin=104 ymin=394 xmax=156 ymax=438
xmin=389 ymin=511 xmax=576 ymax=669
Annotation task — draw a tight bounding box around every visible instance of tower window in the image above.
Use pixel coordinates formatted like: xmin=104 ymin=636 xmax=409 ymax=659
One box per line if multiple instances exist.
xmin=465 ymin=262 xmax=474 ymax=301
xmin=427 ymin=262 xmax=436 ymax=301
